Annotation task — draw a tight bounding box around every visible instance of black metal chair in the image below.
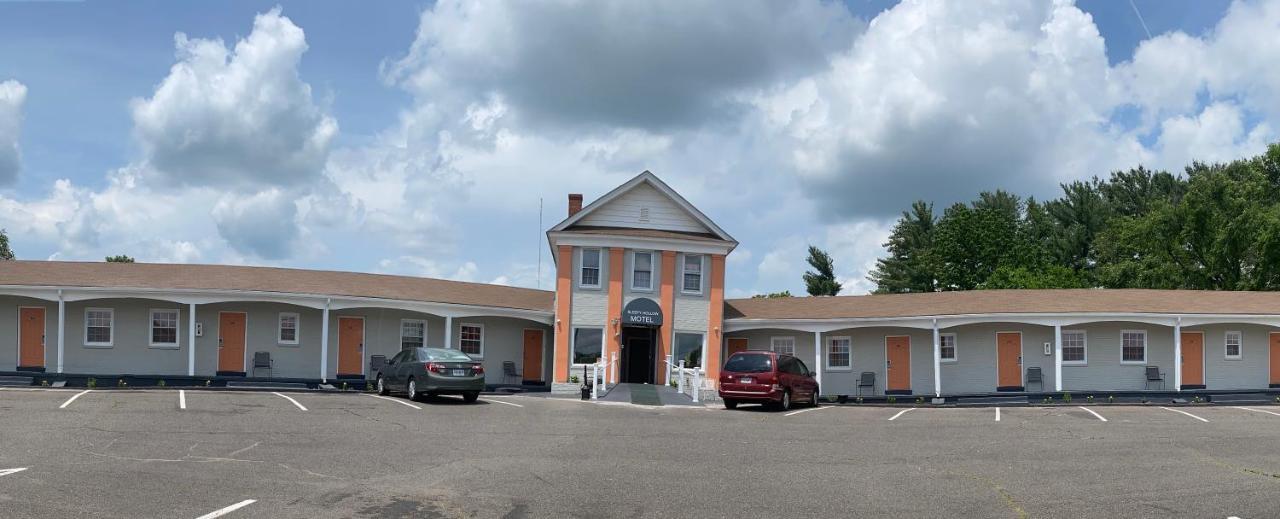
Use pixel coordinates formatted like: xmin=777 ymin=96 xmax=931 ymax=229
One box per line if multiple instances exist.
xmin=1145 ymin=366 xmax=1165 ymax=390
xmin=1025 ymin=367 xmax=1043 ymax=392
xmin=857 ymin=371 xmax=876 ymax=396
xmin=251 ymin=351 xmax=273 ymax=377
xmin=369 ymin=355 xmax=387 ymax=379
xmin=502 ymin=361 xmax=522 ymax=385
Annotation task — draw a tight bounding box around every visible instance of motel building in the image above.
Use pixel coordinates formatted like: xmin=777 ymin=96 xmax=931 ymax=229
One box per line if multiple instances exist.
xmin=3 ymin=170 xmax=1280 ymax=400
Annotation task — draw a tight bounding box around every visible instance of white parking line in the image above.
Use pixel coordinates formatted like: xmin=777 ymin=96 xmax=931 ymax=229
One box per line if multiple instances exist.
xmin=59 ymin=390 xmax=91 ymax=409
xmin=272 ymin=392 xmax=307 ymax=411
xmin=0 ymin=468 xmax=29 ymax=478
xmin=887 ymin=408 xmax=915 ymax=421
xmin=995 ymin=407 xmax=1001 ymax=421
xmin=194 ymin=499 xmax=256 ymax=519
xmin=179 ymin=390 xmax=186 ymax=410
xmin=1078 ymin=406 xmax=1108 ymax=422
xmin=784 ymin=405 xmax=828 ymax=417
xmin=1160 ymin=406 xmax=1209 ymax=422
xmin=480 ymin=397 xmax=523 ymax=408
xmin=368 ymin=394 xmax=421 ymax=410
xmin=1233 ymin=406 xmax=1280 ymax=417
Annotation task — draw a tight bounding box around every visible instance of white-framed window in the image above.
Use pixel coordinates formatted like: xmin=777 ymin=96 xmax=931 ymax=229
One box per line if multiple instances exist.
xmin=681 ymin=254 xmax=704 ymax=294
xmin=631 ymin=251 xmax=653 ymax=291
xmin=826 ymin=336 xmax=851 ymax=370
xmin=770 ymin=336 xmax=795 ymax=356
xmin=150 ymin=309 xmax=179 ymax=348
xmin=579 ymin=248 xmax=601 ymax=288
xmin=460 ymin=323 xmax=484 ymax=357
xmin=1121 ymin=330 xmax=1146 ymax=364
xmin=939 ymin=333 xmax=957 ymax=362
xmin=674 ymin=332 xmax=704 ymax=369
xmin=278 ymin=312 xmax=299 ymax=345
xmin=1225 ymin=331 xmax=1242 ymax=360
xmin=401 ymin=319 xmax=426 ymax=350
xmin=572 ymin=327 xmax=604 ymax=364
xmin=1061 ymin=330 xmax=1087 ymax=365
xmin=85 ymin=308 xmax=114 ymax=347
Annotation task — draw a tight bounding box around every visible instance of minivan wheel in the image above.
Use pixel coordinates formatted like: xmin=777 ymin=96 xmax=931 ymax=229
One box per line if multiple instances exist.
xmin=810 ymin=389 xmax=820 ymax=407
xmin=463 ymin=391 xmax=479 ymax=403
xmin=723 ymin=399 xmax=738 ymax=410
xmin=406 ymin=378 xmax=418 ymax=401
xmin=779 ymin=390 xmax=792 ymax=411
xmin=376 ymin=375 xmax=389 ymax=396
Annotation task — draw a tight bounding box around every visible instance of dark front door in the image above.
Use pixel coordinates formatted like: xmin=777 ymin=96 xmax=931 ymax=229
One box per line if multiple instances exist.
xmin=623 ymin=332 xmax=654 ymax=384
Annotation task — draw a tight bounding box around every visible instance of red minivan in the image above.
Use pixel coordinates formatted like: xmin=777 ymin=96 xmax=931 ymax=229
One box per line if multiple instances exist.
xmin=718 ymin=351 xmax=819 ymax=411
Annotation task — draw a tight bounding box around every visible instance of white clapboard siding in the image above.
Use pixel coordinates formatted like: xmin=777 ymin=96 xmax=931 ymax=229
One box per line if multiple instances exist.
xmin=577 ymin=182 xmax=707 ymax=233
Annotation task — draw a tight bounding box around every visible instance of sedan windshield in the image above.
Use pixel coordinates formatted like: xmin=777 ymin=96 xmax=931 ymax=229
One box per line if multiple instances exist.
xmin=723 ymin=354 xmax=772 ymax=373
xmin=424 ymin=347 xmax=474 ymax=361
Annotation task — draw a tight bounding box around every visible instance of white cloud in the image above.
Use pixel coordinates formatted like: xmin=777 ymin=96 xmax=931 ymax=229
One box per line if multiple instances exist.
xmin=377 ymin=255 xmax=479 ymax=282
xmin=210 ymin=188 xmax=301 ymax=260
xmin=0 ymin=79 xmax=26 ymax=185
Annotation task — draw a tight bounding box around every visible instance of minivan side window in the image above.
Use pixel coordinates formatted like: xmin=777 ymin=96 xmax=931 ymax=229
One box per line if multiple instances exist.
xmin=794 ymin=358 xmax=810 ymax=376
xmin=778 ymin=356 xmax=796 ymax=374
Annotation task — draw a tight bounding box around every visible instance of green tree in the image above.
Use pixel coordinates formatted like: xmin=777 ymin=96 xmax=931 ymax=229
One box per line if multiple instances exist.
xmin=982 ymin=265 xmax=1088 ymax=289
xmin=751 ymin=291 xmax=793 ymax=299
xmin=868 ymin=201 xmax=938 ymax=293
xmin=802 ymin=246 xmax=842 ymax=296
xmin=0 ymin=229 xmax=13 ymax=260
xmin=105 ymin=255 xmax=135 ymax=263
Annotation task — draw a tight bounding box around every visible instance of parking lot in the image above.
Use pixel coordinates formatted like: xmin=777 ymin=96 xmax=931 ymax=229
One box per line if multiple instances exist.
xmin=2 ymin=388 xmax=1279 ymax=518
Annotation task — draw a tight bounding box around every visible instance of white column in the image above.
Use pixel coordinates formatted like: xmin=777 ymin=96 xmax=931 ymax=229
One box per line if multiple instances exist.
xmin=187 ymin=303 xmax=196 ymax=376
xmin=813 ymin=331 xmax=823 ymax=394
xmin=932 ymin=319 xmax=941 ymax=398
xmin=444 ymin=316 xmax=453 ymax=349
xmin=320 ymin=299 xmax=330 ymax=383
xmin=1054 ymin=324 xmax=1063 ymax=392
xmin=1173 ymin=317 xmax=1182 ymax=392
xmin=56 ymin=290 xmax=65 ymax=374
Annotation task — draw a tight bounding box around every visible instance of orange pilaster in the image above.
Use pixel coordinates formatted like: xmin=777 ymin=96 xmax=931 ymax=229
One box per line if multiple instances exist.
xmin=553 ymin=245 xmax=573 ymax=383
xmin=705 ymin=254 xmax=726 ymax=386
xmin=658 ymin=250 xmax=676 ymax=384
xmin=606 ymin=247 xmax=625 ymax=381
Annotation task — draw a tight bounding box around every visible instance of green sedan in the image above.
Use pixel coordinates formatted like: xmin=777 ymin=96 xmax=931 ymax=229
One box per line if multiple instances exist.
xmin=376 ymin=347 xmax=486 ymax=403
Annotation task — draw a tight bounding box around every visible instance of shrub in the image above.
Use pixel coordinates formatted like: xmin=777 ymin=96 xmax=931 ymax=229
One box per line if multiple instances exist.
xmin=570 ymin=375 xmax=580 ymax=384
xmin=205 ymin=379 xmax=212 ymax=387
xmin=1086 ymin=395 xmax=1094 ymax=403
xmin=856 ymin=396 xmax=864 ymax=404
xmin=117 ymin=379 xmax=127 ymax=388
xmin=86 ymin=377 xmax=97 ymax=389
xmin=341 ymin=382 xmax=349 ymax=391
xmin=915 ymin=396 xmax=924 ymax=404
xmin=1062 ymin=392 xmax=1072 ymax=403
xmin=886 ymin=396 xmax=897 ymax=404
xmin=157 ymin=379 xmax=166 ymax=388
xmin=1108 ymin=395 xmax=1115 ymax=404
xmin=40 ymin=379 xmax=49 ymax=387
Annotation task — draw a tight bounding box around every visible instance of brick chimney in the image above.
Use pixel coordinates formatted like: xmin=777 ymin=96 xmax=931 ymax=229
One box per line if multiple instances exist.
xmin=568 ymin=194 xmax=583 ymax=217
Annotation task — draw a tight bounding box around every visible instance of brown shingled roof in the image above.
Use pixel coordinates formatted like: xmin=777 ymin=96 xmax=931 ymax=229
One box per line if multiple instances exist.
xmin=724 ymin=289 xmax=1280 ymax=320
xmin=0 ymin=261 xmax=554 ymax=313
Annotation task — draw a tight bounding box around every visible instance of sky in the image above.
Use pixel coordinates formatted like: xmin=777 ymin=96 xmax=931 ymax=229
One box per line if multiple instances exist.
xmin=0 ymin=0 xmax=1275 ymax=298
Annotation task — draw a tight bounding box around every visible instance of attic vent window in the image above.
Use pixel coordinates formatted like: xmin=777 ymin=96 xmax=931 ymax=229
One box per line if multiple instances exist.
xmin=639 ymin=206 xmax=650 ymax=223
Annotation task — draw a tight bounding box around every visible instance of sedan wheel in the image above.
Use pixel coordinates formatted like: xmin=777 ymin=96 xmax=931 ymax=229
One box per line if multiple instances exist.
xmin=376 ymin=376 xmax=389 ymax=396
xmin=406 ymin=378 xmax=418 ymax=401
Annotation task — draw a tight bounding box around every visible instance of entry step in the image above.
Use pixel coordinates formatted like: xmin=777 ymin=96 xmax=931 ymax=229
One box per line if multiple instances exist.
xmin=0 ymin=375 xmax=34 ymax=387
xmin=225 ymin=381 xmax=309 ymax=390
xmin=955 ymin=395 xmax=1029 ymax=406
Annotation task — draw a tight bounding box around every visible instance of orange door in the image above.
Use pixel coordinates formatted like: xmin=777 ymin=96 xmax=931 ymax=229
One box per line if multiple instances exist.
xmin=726 ymin=337 xmax=749 ymax=358
xmin=218 ymin=312 xmax=246 ymax=373
xmin=997 ymin=332 xmax=1022 ymax=389
xmin=1270 ymin=333 xmax=1280 ymax=386
xmin=522 ymin=329 xmax=544 ymax=383
xmin=337 ymin=317 xmax=364 ymax=376
xmin=1181 ymin=332 xmax=1204 ymax=387
xmin=886 ymin=336 xmax=911 ymax=391
xmin=18 ymin=307 xmax=45 ymax=369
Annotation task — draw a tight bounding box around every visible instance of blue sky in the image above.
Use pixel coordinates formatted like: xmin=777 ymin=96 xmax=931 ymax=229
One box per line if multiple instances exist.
xmin=0 ymin=0 xmax=1275 ymax=297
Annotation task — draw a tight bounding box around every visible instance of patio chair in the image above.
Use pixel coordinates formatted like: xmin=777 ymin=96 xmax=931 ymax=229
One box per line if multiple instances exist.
xmin=1025 ymin=367 xmax=1043 ymax=392
xmin=1144 ymin=366 xmax=1165 ymax=390
xmin=368 ymin=355 xmax=387 ymax=378
xmin=857 ymin=371 xmax=876 ymax=396
xmin=251 ymin=351 xmax=273 ymax=378
xmin=502 ymin=361 xmax=522 ymax=385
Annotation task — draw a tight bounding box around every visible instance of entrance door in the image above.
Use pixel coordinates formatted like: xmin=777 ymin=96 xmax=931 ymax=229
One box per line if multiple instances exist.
xmin=1181 ymin=331 xmax=1205 ymax=388
xmin=996 ymin=332 xmax=1023 ymax=390
xmin=623 ymin=335 xmax=654 ymax=384
xmin=522 ymin=329 xmax=544 ymax=383
xmin=218 ymin=312 xmax=247 ymax=374
xmin=338 ymin=317 xmax=364 ymax=376
xmin=886 ymin=336 xmax=911 ymax=392
xmin=18 ymin=307 xmax=45 ymax=370
xmin=726 ymin=337 xmax=749 ymax=359
xmin=1271 ymin=333 xmax=1280 ymax=387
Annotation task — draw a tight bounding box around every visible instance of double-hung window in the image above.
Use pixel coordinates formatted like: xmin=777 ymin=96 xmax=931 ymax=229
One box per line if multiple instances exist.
xmin=771 ymin=336 xmax=795 ymax=356
xmin=1121 ymin=330 xmax=1146 ymax=364
xmin=827 ymin=337 xmax=851 ymax=370
xmin=580 ymin=248 xmax=601 ymax=288
xmin=460 ymin=323 xmax=484 ymax=357
xmin=401 ymin=319 xmax=425 ymax=349
xmin=632 ymin=251 xmax=653 ymax=291
xmin=150 ymin=309 xmax=179 ymax=347
xmin=1061 ymin=330 xmax=1086 ymax=364
xmin=682 ymin=254 xmax=703 ymax=294
xmin=1225 ymin=331 xmax=1242 ymax=360
xmin=939 ymin=333 xmax=957 ymax=362
xmin=278 ymin=313 xmax=299 ymax=345
xmin=85 ymin=308 xmax=114 ymax=347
